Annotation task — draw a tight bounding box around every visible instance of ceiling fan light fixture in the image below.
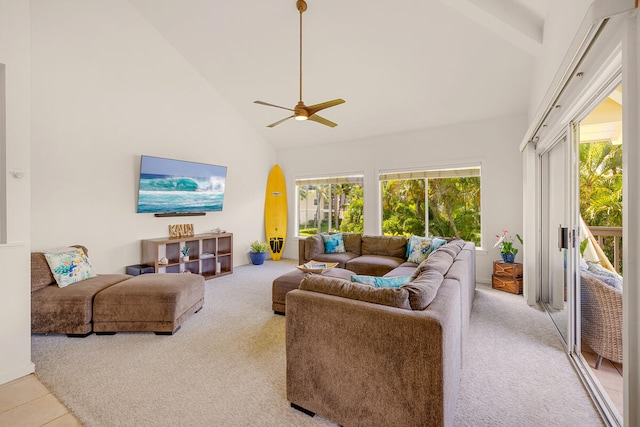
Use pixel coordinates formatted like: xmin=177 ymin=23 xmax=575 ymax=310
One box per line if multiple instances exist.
xmin=294 ymin=102 xmax=308 ymax=120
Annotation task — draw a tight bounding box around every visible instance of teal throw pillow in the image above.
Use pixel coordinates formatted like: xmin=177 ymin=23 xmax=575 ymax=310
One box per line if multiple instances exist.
xmin=350 ymin=274 xmax=376 ymax=286
xmin=406 ymin=236 xmax=446 ymax=264
xmin=44 ymin=248 xmax=97 ymax=288
xmin=351 ymin=274 xmax=412 ymax=288
xmin=322 ymin=233 xmax=346 ymax=254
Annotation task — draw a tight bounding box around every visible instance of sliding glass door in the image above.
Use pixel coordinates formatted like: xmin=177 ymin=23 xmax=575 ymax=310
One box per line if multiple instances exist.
xmin=575 ymin=85 xmax=624 ymax=424
xmin=539 ymin=83 xmax=624 ymax=426
xmin=540 ymin=133 xmax=572 ymax=345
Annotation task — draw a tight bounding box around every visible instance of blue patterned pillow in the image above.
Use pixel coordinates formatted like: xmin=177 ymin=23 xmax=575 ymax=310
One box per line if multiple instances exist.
xmin=351 ymin=275 xmax=412 ymax=288
xmin=44 ymin=248 xmax=97 ymax=288
xmin=406 ymin=236 xmax=446 ymax=264
xmin=322 ymin=233 xmax=346 ymax=254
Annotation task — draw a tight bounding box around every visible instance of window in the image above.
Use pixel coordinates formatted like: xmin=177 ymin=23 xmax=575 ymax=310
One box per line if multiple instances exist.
xmin=296 ymin=175 xmax=364 ymax=236
xmin=379 ymin=166 xmax=481 ymax=245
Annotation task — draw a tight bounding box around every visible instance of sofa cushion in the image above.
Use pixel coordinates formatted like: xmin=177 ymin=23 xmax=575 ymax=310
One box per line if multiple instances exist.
xmin=305 ymin=234 xmax=325 ymax=261
xmin=411 ymin=249 xmax=455 ymax=280
xmin=403 ymin=269 xmax=445 ymax=310
xmin=361 ymin=235 xmax=407 ymax=258
xmin=346 ymin=255 xmax=405 ymax=276
xmin=384 ymin=264 xmax=418 ymax=277
xmin=322 ymin=233 xmax=346 ymax=254
xmin=299 ymin=275 xmax=411 ymax=309
xmin=44 ymin=248 xmax=97 ymax=288
xmin=311 ymin=252 xmax=360 ymax=269
xmin=406 ymin=235 xmax=447 ymax=264
xmin=342 ymin=233 xmax=362 ymax=255
xmin=31 ymin=252 xmax=56 ymax=292
xmin=438 ymin=239 xmax=466 ymax=257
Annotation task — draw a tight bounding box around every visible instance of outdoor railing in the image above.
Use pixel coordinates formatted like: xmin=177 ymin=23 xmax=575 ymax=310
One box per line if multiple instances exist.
xmin=588 ymin=226 xmax=623 ymax=274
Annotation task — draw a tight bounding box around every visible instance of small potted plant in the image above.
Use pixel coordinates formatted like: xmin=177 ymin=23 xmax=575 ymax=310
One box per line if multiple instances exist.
xmin=181 ymin=246 xmax=190 ymax=262
xmin=249 ymin=240 xmax=269 ymax=265
xmin=494 ymin=230 xmax=523 ymax=263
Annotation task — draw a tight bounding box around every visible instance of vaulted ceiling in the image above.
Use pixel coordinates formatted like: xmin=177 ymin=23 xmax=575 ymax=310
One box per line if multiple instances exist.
xmin=128 ymin=0 xmax=550 ymax=149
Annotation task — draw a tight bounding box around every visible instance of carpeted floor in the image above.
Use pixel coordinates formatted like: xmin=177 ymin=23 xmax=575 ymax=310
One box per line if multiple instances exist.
xmin=31 ymin=260 xmax=604 ymax=426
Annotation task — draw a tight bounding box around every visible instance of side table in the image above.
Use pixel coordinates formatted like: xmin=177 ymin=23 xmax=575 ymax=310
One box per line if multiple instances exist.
xmin=492 ymin=261 xmax=523 ymax=294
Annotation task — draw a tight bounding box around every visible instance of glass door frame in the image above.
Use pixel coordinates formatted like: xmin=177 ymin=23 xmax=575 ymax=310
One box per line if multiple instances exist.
xmin=536 ymin=86 xmax=623 ymax=426
xmin=537 ymin=128 xmax=577 ymax=350
xmin=567 ymin=76 xmax=624 ymax=427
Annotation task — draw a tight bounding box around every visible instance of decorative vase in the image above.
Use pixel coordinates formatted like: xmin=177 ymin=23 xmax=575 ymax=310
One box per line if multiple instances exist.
xmin=183 ymin=256 xmax=189 ymax=262
xmin=501 ymin=253 xmax=515 ymax=263
xmin=250 ymin=251 xmax=267 ymax=265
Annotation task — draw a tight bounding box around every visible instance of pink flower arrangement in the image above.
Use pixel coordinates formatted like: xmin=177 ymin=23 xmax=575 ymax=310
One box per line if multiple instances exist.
xmin=494 ymin=229 xmax=523 ymax=256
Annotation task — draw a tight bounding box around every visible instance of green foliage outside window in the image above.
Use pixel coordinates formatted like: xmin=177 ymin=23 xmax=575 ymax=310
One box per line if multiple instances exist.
xmin=579 ymin=141 xmax=623 ymax=272
xmin=381 ymin=177 xmax=481 ymax=246
xmin=298 ymin=182 xmax=364 ymax=236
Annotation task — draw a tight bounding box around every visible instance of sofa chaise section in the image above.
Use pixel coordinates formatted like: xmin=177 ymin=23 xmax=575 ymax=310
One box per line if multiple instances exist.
xmin=31 ymin=251 xmax=131 ymax=336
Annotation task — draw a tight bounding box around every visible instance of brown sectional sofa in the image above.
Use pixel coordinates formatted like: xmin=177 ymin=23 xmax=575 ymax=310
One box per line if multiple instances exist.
xmin=298 ymin=233 xmax=419 ymax=276
xmin=31 ymin=247 xmax=204 ymax=336
xmin=270 ymin=233 xmax=421 ymax=315
xmin=287 ymin=239 xmax=476 ymax=427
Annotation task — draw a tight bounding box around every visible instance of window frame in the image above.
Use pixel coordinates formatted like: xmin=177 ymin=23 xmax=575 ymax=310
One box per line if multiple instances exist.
xmin=295 ymin=173 xmax=364 ymax=237
xmin=378 ymin=164 xmax=482 ymax=246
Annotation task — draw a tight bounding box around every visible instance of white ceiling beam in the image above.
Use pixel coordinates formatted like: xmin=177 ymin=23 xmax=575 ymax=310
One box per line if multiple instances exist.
xmin=608 ymin=86 xmax=623 ymax=105
xmin=439 ymin=0 xmax=543 ymax=55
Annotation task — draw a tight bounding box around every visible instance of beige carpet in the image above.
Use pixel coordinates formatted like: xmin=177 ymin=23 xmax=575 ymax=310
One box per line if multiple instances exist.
xmin=32 ymin=260 xmax=604 ymax=426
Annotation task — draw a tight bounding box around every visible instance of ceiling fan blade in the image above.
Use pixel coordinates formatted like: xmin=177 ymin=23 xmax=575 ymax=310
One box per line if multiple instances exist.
xmin=254 ymin=100 xmax=294 ymax=112
xmin=305 ymin=99 xmax=345 ymax=116
xmin=267 ymin=115 xmax=295 ymax=128
xmin=307 ymin=114 xmax=338 ymax=128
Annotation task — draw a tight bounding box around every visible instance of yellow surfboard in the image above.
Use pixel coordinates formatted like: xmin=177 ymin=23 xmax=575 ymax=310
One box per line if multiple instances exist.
xmin=265 ymin=164 xmax=287 ymax=261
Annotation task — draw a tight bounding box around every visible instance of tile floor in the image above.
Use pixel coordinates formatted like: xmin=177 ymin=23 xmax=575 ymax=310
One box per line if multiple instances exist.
xmin=582 ymin=346 xmax=624 ymax=417
xmin=0 ymin=374 xmax=82 ymax=427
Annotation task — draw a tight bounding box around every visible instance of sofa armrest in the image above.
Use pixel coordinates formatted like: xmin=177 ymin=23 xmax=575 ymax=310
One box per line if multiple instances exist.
xmin=285 ymin=280 xmax=462 ymax=427
xmin=298 ymin=238 xmax=307 ymax=265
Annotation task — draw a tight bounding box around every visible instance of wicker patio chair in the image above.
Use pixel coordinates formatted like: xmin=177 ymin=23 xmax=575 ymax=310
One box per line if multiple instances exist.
xmin=580 ymin=271 xmax=623 ymax=369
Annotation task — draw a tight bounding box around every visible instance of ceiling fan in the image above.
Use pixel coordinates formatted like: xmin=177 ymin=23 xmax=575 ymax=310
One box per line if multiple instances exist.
xmin=254 ymin=0 xmax=345 ymax=128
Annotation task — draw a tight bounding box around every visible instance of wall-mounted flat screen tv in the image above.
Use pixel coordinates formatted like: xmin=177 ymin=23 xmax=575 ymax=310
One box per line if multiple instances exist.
xmin=136 ymin=155 xmax=227 ymax=214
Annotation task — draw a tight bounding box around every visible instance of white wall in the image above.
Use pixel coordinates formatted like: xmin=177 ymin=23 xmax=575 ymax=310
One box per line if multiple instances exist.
xmin=528 ymin=0 xmax=593 ymax=120
xmin=30 ymin=0 xmax=275 ymax=272
xmin=0 ymin=0 xmax=34 ymax=384
xmin=277 ymin=114 xmax=527 ymax=283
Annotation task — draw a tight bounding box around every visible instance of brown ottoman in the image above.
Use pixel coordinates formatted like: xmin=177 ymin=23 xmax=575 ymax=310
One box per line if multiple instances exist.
xmin=93 ymin=273 xmax=205 ymax=335
xmin=272 ymin=268 xmax=355 ymax=315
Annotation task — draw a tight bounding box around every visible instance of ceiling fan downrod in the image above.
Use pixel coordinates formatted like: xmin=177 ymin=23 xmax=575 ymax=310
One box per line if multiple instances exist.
xmin=253 ymin=0 xmax=345 ymax=128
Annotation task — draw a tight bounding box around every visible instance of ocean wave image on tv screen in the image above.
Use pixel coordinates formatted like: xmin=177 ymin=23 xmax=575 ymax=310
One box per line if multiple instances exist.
xmin=137 ymin=174 xmax=225 ymax=213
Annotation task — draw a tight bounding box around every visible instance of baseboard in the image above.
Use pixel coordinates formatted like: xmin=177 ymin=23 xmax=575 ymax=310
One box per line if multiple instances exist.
xmin=0 ymin=361 xmax=35 ymax=386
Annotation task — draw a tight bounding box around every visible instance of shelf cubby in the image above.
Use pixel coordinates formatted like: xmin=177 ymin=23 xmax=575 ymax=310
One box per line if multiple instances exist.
xmin=141 ymin=233 xmax=233 ymax=280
